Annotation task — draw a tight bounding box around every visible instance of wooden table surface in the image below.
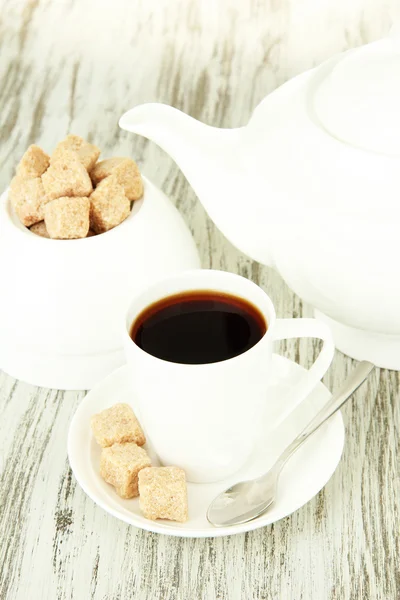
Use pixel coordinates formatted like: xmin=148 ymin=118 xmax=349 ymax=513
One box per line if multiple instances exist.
xmin=1 ymin=1 xmax=400 ymax=598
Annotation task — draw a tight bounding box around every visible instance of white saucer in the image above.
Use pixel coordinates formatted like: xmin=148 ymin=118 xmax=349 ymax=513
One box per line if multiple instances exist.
xmin=68 ymin=354 xmax=345 ymax=538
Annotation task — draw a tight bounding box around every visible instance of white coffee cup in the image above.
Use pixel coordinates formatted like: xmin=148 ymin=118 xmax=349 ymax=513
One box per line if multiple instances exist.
xmin=123 ymin=269 xmax=335 ymax=483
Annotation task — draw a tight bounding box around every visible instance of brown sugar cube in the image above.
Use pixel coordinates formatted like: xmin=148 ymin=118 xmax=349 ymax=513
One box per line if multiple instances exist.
xmin=100 ymin=443 xmax=151 ymax=499
xmin=89 ymin=177 xmax=130 ymax=233
xmin=90 ymin=157 xmax=126 ymax=185
xmin=44 ymin=196 xmax=90 ymax=239
xmin=30 ymin=221 xmax=50 ymax=238
xmin=138 ymin=467 xmax=188 ymax=522
xmin=42 ymin=150 xmax=93 ymax=200
xmin=91 ymin=157 xmax=143 ymax=201
xmin=16 ymin=145 xmax=50 ymax=179
xmin=9 ymin=176 xmax=50 ymax=226
xmin=111 ymin=158 xmax=143 ymax=201
xmin=51 ymin=134 xmax=100 ymax=171
xmin=87 ymin=229 xmax=96 ymax=237
xmin=90 ymin=403 xmax=146 ymax=448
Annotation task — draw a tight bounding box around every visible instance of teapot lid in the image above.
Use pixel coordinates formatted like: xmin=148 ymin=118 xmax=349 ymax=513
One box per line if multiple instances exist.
xmin=313 ymin=39 xmax=400 ymax=155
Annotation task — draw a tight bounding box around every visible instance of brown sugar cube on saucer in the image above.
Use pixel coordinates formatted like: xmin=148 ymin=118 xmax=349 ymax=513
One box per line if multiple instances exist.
xmin=30 ymin=221 xmax=50 ymax=238
xmin=42 ymin=150 xmax=93 ymax=200
xmin=16 ymin=145 xmax=50 ymax=179
xmin=44 ymin=196 xmax=90 ymax=239
xmin=91 ymin=157 xmax=143 ymax=200
xmin=52 ymin=134 xmax=100 ymax=171
xmin=100 ymin=443 xmax=151 ymax=499
xmin=91 ymin=403 xmax=146 ymax=447
xmin=89 ymin=177 xmax=130 ymax=233
xmin=138 ymin=466 xmax=188 ymax=522
xmin=9 ymin=176 xmax=50 ymax=226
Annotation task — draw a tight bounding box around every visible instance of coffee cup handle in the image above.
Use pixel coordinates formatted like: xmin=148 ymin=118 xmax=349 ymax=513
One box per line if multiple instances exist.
xmin=271 ymin=318 xmax=335 ymax=427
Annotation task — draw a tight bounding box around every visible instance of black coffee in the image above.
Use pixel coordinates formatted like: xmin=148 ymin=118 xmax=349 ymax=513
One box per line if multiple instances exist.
xmin=130 ymin=291 xmax=267 ymax=364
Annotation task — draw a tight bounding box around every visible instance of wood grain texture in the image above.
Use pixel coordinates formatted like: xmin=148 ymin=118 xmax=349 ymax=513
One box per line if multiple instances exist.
xmin=1 ymin=1 xmax=400 ymax=598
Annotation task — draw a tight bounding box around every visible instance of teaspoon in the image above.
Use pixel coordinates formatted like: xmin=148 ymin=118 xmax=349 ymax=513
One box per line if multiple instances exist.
xmin=207 ymin=361 xmax=374 ymax=527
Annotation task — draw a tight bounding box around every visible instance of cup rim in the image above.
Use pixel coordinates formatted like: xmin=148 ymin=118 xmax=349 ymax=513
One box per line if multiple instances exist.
xmin=123 ymin=269 xmax=276 ymax=368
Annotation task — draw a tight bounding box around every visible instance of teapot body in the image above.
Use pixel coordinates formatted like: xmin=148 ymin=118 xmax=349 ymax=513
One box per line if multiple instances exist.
xmin=241 ymin=62 xmax=400 ymax=367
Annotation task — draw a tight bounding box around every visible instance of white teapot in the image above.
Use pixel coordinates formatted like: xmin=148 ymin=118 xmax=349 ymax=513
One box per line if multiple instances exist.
xmin=120 ymin=38 xmax=400 ymax=370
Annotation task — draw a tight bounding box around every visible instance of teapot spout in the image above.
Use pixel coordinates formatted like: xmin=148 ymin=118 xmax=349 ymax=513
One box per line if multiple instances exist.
xmin=119 ymin=103 xmax=241 ymax=179
xmin=119 ymin=104 xmax=274 ymax=266
xmin=120 ymin=106 xmax=240 ymax=217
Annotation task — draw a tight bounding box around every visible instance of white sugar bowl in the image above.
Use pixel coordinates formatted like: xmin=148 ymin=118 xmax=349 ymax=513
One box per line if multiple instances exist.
xmin=0 ymin=177 xmax=200 ymax=389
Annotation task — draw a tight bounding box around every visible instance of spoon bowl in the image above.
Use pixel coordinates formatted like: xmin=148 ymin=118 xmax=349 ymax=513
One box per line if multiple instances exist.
xmin=208 ymin=476 xmax=278 ymax=527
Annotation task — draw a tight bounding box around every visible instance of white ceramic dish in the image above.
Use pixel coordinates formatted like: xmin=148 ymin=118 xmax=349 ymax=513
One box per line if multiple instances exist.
xmin=68 ymin=354 xmax=345 ymax=538
xmin=0 ymin=177 xmax=200 ymax=389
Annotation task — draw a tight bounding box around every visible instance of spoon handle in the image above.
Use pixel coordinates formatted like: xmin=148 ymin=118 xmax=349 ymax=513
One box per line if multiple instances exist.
xmin=271 ymin=361 xmax=374 ymax=475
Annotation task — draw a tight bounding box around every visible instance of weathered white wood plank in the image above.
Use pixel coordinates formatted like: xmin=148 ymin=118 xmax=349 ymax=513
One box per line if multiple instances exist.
xmin=0 ymin=1 xmax=400 ymax=599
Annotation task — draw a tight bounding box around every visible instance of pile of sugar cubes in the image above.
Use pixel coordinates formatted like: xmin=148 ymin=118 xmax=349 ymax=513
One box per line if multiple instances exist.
xmin=91 ymin=403 xmax=188 ymax=523
xmin=9 ymin=135 xmax=143 ymax=239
